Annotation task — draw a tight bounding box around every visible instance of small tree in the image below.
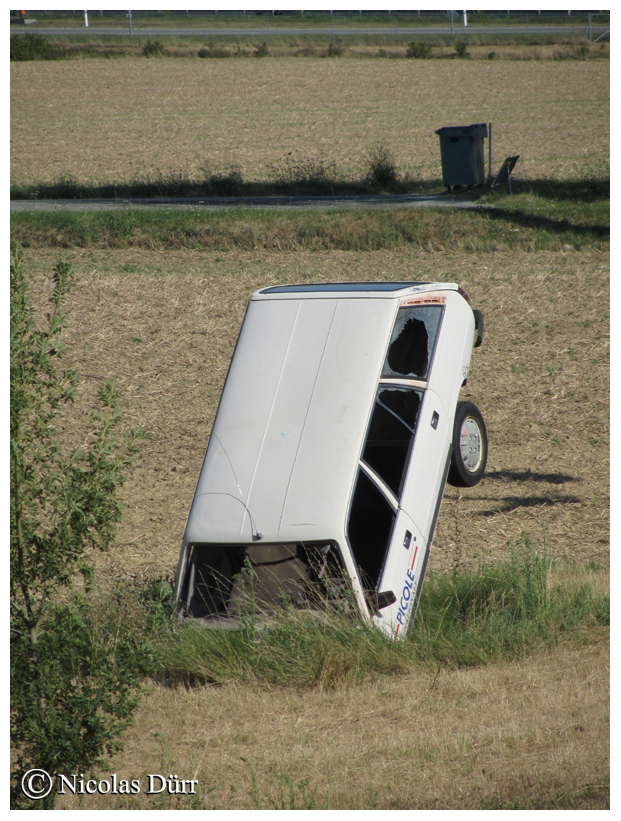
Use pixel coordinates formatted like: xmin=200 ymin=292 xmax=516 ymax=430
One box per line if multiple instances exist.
xmin=10 ymin=247 xmax=145 ymax=809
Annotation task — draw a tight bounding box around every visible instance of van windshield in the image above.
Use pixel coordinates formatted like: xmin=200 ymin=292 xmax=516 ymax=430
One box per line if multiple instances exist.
xmin=381 ymin=305 xmax=443 ymax=380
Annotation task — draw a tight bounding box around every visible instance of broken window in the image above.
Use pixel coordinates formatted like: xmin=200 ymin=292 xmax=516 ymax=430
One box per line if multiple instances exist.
xmin=381 ymin=306 xmax=443 ymax=380
xmin=347 ymin=469 xmax=396 ymax=590
xmin=362 ymin=387 xmax=422 ymax=497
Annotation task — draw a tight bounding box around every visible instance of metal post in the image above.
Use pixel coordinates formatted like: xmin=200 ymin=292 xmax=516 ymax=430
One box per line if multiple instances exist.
xmin=451 ymin=11 xmax=454 ymax=36
xmin=128 ymin=9 xmax=132 ymax=37
xmin=588 ymin=13 xmax=591 ymax=42
xmin=488 ymin=122 xmax=492 ymax=182
xmin=462 ymin=10 xmax=467 ymax=27
xmin=84 ymin=10 xmax=89 ymax=27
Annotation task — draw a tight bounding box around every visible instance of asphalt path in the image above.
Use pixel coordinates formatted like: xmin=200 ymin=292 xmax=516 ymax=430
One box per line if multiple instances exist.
xmin=11 ymin=24 xmax=605 ymax=38
xmin=10 ymin=194 xmax=492 ymax=213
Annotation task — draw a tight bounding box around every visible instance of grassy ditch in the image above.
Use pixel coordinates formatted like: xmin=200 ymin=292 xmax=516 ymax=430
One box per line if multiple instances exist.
xmin=10 ymin=197 xmax=609 ymax=254
xmin=89 ymin=537 xmax=608 ymax=690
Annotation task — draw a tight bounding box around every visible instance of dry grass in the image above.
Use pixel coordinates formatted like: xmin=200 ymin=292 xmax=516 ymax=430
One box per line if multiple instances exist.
xmin=54 ymin=631 xmax=609 ymax=809
xmin=10 ymin=59 xmax=609 ymax=187
xmin=19 ymin=245 xmax=609 ymax=581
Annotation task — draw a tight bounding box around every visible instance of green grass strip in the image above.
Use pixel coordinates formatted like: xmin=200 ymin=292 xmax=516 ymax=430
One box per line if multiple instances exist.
xmin=117 ymin=538 xmax=608 ymax=689
xmin=10 ymin=203 xmax=609 ymax=253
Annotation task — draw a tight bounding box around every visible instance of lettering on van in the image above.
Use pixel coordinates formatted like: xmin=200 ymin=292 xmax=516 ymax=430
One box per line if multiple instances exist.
xmin=394 ymin=542 xmax=420 ymax=636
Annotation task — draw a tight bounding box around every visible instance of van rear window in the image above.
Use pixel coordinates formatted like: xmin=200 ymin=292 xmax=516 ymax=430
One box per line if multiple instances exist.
xmin=381 ymin=305 xmax=443 ymax=380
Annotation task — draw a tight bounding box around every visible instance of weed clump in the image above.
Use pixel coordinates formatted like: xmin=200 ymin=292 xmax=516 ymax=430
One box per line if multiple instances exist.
xmin=142 ymin=39 xmax=165 ymax=58
xmin=267 ymin=151 xmax=341 ymax=194
xmin=366 ymin=142 xmax=398 ymax=189
xmin=407 ymin=40 xmax=432 ymax=59
xmin=198 ymin=44 xmax=231 ymax=58
xmin=254 ymin=42 xmax=269 ymax=58
xmin=455 ymin=39 xmax=471 ymax=59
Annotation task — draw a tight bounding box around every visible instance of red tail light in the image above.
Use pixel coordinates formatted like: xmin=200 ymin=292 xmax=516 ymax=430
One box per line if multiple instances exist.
xmin=457 ymin=286 xmax=470 ymax=302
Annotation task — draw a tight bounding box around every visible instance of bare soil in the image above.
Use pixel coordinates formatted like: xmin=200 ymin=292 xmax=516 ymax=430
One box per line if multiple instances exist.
xmin=11 ymin=59 xmax=609 ymax=187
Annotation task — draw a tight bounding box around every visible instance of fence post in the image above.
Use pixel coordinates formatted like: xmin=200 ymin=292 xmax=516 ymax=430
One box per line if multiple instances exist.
xmin=488 ymin=122 xmax=492 ymax=182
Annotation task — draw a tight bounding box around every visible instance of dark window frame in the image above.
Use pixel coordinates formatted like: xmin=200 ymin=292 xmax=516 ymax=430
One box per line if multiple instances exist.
xmin=361 ymin=385 xmax=423 ymax=500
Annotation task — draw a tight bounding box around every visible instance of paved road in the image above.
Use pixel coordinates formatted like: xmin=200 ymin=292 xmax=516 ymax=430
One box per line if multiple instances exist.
xmin=10 ymin=194 xmax=491 ymax=212
xmin=11 ymin=24 xmax=606 ymax=38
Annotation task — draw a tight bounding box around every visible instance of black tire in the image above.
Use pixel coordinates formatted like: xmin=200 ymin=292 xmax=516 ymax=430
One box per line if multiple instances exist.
xmin=447 ymin=401 xmax=487 ymax=487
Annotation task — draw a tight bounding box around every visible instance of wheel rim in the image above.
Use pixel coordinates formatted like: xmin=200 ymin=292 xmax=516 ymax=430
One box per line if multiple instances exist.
xmin=459 ymin=416 xmax=483 ymax=473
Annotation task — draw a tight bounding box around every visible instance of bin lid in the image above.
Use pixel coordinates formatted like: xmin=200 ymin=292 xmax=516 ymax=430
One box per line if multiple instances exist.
xmin=435 ymin=122 xmax=488 ymax=139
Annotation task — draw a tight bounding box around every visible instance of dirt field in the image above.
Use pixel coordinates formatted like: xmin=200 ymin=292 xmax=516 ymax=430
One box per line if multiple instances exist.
xmin=20 ymin=245 xmax=609 ymax=581
xmin=11 ymin=59 xmax=609 ymax=186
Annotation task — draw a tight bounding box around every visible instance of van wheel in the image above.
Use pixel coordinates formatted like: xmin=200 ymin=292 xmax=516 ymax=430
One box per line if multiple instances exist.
xmin=448 ymin=402 xmax=487 ymax=487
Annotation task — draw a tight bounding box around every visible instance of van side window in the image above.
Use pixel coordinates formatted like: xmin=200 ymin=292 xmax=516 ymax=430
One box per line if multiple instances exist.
xmin=381 ymin=306 xmax=443 ymax=380
xmin=347 ymin=469 xmax=396 ymax=589
xmin=362 ymin=388 xmax=422 ymax=497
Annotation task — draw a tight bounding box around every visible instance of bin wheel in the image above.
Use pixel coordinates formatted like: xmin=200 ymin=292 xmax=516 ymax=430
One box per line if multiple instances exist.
xmin=448 ymin=401 xmax=487 ymax=487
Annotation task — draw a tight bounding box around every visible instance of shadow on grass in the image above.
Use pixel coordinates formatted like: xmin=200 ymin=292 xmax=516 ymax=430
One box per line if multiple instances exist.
xmin=496 ymin=176 xmax=610 ymax=202
xmin=484 ymin=470 xmax=581 ymax=485
xmin=476 ymin=494 xmax=582 ymax=516
xmin=479 ymin=204 xmax=609 ymax=239
xmin=10 ymin=175 xmax=443 ymax=202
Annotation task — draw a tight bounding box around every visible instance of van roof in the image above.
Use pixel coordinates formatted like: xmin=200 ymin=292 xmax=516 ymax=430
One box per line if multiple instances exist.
xmin=253 ymin=282 xmax=458 ymax=299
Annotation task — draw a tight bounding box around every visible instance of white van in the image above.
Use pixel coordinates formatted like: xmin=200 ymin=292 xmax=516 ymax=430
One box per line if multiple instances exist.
xmin=174 ymin=281 xmax=486 ymax=639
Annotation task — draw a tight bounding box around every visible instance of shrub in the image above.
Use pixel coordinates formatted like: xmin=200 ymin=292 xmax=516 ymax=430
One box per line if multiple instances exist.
xmin=455 ymin=39 xmax=471 ymax=59
xmin=366 ymin=142 xmax=398 ymax=189
xmin=10 ymin=247 xmax=145 ymax=808
xmin=406 ymin=40 xmax=432 ymax=59
xmin=10 ymin=34 xmax=65 ymax=61
xmin=143 ymin=38 xmax=164 ymax=57
xmin=254 ymin=42 xmax=269 ymax=58
xmin=487 ymin=50 xmax=498 ymax=60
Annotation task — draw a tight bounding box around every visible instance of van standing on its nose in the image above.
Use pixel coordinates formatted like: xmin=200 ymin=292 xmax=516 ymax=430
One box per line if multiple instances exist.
xmin=175 ymin=281 xmax=486 ymax=640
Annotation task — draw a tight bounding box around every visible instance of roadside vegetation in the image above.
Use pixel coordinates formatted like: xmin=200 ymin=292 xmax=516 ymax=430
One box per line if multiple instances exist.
xmin=10 ymin=23 xmax=609 ymax=63
xmin=10 ymin=190 xmax=610 ymax=255
xmin=10 ymin=33 xmax=609 ymax=63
